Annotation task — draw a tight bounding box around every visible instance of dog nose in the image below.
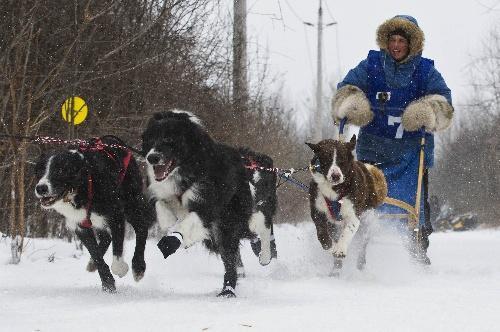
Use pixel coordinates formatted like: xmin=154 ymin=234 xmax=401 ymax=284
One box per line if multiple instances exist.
xmin=147 ymin=153 xmax=161 ymax=165
xmin=36 ymin=184 xmax=48 ymax=195
xmin=331 ymin=173 xmax=341 ymax=183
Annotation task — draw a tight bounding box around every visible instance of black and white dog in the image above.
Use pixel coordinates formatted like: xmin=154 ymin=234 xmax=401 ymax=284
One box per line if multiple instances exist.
xmin=239 ymin=147 xmax=278 ymax=273
xmin=34 ymin=136 xmax=155 ymax=292
xmin=142 ymin=110 xmax=273 ymax=297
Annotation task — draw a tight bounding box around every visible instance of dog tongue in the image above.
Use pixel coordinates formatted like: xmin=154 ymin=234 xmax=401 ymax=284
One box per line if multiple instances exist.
xmin=40 ymin=196 xmax=56 ymax=206
xmin=153 ymin=161 xmax=173 ymax=181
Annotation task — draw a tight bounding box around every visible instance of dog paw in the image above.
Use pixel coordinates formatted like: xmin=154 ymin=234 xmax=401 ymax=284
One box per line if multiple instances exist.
xmin=259 ymin=248 xmax=272 ymax=266
xmin=102 ymin=282 xmax=117 ymax=293
xmin=101 ymin=275 xmax=116 ymax=293
xmin=111 ymin=256 xmax=129 ymax=278
xmin=86 ymin=258 xmax=97 ymax=272
xmin=333 ymin=251 xmax=346 ymax=258
xmin=133 ymin=270 xmax=145 ymax=282
xmin=132 ymin=258 xmax=146 ymax=282
xmin=157 ymin=234 xmax=182 ymax=259
xmin=132 ymin=264 xmax=145 ymax=282
xmin=331 ymin=246 xmax=347 ymax=258
xmin=217 ymin=287 xmax=236 ymax=298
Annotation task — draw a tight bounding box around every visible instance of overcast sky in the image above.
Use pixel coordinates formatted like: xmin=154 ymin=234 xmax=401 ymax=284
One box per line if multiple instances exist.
xmin=242 ymin=0 xmax=500 ymax=124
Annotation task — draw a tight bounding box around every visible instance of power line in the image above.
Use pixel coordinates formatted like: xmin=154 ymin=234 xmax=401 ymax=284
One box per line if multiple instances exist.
xmin=283 ymin=0 xmax=306 ymax=23
xmin=278 ymin=0 xmax=315 ymax=78
xmin=277 ymin=0 xmax=284 ymax=24
xmin=323 ymin=0 xmax=336 ymax=23
xmin=248 ymin=0 xmax=289 ymax=31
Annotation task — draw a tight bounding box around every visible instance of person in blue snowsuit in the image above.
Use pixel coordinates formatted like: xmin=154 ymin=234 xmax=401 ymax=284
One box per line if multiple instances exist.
xmin=331 ymin=15 xmax=454 ymax=264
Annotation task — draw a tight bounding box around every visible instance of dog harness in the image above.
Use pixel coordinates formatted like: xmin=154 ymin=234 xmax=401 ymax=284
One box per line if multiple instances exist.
xmin=310 ymin=158 xmax=345 ymax=221
xmin=77 ymin=138 xmax=133 ymax=229
xmin=324 ymin=196 xmax=343 ymax=221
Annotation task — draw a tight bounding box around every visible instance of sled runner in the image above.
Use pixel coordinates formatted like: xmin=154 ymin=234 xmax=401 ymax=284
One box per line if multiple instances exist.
xmin=377 ymin=130 xmax=427 ymax=260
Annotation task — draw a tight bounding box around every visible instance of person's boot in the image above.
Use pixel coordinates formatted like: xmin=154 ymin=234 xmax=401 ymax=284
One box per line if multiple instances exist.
xmin=406 ymin=229 xmax=431 ymax=265
xmin=410 ymin=230 xmax=431 ymax=265
xmin=418 ymin=228 xmax=431 ymax=265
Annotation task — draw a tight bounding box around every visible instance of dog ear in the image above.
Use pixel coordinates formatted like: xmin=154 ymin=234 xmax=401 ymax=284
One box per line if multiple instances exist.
xmin=348 ymin=135 xmax=357 ymax=150
xmin=350 ymin=134 xmax=356 ymax=144
xmin=305 ymin=142 xmax=318 ymax=152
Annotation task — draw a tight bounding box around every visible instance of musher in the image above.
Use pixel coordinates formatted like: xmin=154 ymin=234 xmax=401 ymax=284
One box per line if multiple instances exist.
xmin=331 ymin=15 xmax=454 ymax=264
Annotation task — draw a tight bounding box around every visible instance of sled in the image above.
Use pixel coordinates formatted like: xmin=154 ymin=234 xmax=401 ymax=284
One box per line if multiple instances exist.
xmin=378 ymin=132 xmax=426 ymax=258
xmin=338 ymin=119 xmax=427 ymax=259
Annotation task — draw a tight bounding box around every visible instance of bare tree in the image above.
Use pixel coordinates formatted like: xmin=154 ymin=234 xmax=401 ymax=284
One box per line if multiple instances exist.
xmin=431 ymin=24 xmax=500 ymax=225
xmin=0 ymin=0 xmax=235 ymax=260
xmin=0 ymin=0 xmax=311 ymax=259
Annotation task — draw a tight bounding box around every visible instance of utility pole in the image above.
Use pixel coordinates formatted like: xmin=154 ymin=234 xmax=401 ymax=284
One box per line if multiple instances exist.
xmin=305 ymin=0 xmax=336 ymax=142
xmin=314 ymin=0 xmax=323 ymax=142
xmin=233 ymin=0 xmax=248 ymax=111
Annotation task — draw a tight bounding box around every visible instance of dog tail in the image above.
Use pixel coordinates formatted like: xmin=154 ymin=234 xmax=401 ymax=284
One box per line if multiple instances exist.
xmin=365 ymin=164 xmax=388 ymax=207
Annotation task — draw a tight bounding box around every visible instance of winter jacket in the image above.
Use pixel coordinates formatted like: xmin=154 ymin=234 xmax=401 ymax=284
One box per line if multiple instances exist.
xmin=338 ymin=51 xmax=451 ymax=104
xmin=338 ymin=50 xmax=451 ymax=167
xmin=336 ymin=16 xmax=452 ymax=167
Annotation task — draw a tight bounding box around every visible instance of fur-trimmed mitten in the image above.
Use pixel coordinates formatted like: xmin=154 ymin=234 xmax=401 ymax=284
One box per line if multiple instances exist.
xmin=402 ymin=94 xmax=454 ymax=132
xmin=331 ymin=85 xmax=373 ymax=126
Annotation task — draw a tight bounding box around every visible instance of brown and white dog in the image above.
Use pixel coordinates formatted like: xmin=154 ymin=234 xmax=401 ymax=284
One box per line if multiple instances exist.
xmin=307 ymin=135 xmax=387 ymax=274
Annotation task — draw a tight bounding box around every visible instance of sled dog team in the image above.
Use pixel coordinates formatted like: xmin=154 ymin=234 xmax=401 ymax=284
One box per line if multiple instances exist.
xmin=34 ymin=109 xmax=387 ymax=297
xmin=33 ymin=14 xmax=455 ymax=297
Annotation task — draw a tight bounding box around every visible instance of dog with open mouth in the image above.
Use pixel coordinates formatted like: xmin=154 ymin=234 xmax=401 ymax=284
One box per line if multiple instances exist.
xmin=34 ymin=136 xmax=155 ymax=292
xmin=142 ymin=110 xmax=274 ymax=297
xmin=307 ymin=135 xmax=387 ymax=275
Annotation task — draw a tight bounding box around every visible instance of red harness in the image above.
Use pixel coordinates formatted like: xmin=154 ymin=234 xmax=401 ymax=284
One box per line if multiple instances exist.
xmin=323 ymin=186 xmax=347 ymax=221
xmin=77 ymin=138 xmax=133 ymax=229
xmin=324 ymin=195 xmax=344 ymax=221
xmin=245 ymin=159 xmax=260 ymax=170
xmin=244 ymin=156 xmax=281 ymax=174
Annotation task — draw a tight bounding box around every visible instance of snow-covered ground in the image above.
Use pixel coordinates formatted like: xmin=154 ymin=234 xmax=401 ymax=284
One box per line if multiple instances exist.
xmin=1 ymin=223 xmax=499 ymax=332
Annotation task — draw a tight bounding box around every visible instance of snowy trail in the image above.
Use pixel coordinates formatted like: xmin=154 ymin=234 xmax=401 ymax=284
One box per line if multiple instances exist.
xmin=1 ymin=223 xmax=500 ymax=332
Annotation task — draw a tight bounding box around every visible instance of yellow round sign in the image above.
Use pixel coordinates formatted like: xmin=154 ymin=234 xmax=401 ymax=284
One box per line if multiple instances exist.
xmin=61 ymin=96 xmax=88 ymax=125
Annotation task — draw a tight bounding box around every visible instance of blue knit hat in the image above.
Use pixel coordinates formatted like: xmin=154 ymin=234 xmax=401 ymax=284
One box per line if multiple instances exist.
xmin=393 ymin=15 xmax=419 ymax=27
